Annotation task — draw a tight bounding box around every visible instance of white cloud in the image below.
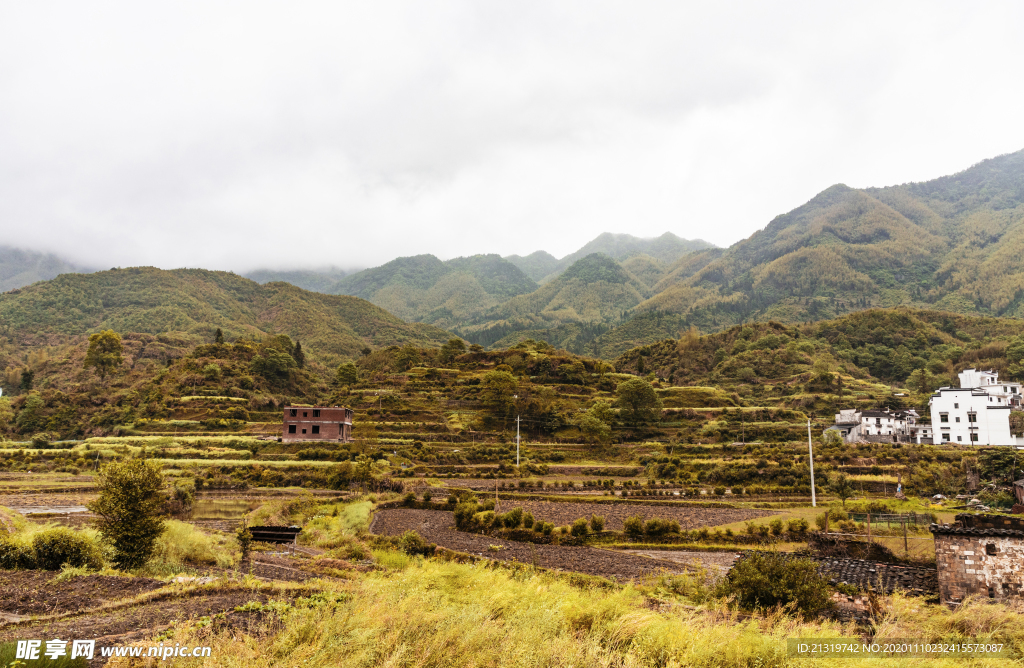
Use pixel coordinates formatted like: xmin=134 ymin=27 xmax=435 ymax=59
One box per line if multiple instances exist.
xmin=1 ymin=1 xmax=1022 ymax=271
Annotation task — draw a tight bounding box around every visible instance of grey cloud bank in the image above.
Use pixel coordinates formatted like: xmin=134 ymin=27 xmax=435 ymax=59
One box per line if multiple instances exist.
xmin=1 ymin=1 xmax=1023 ymax=273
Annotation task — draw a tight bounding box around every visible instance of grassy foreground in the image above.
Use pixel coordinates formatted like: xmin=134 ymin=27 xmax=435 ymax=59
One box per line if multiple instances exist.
xmin=102 ymin=551 xmax=1024 ymax=668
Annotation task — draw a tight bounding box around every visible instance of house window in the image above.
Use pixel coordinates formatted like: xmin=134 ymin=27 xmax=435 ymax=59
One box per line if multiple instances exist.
xmin=942 ymin=433 xmax=950 ymax=441
xmin=288 ymin=425 xmax=296 ymax=434
xmin=302 ymin=428 xmax=307 ymax=434
xmin=968 ymin=412 xmax=977 ymax=423
xmin=340 ymin=424 xmax=345 ymax=435
xmin=986 ymin=543 xmax=997 ymax=555
xmin=313 ymin=410 xmax=321 ymax=418
xmin=971 ymin=434 xmax=979 ymax=442
xmin=955 ymin=417 xmax=960 ymax=423
xmin=940 ymin=413 xmax=949 ymax=423
xmin=290 ymin=409 xmax=297 ymax=417
xmin=954 ymin=403 xmax=959 ymax=409
xmin=957 ymin=436 xmax=962 ymax=442
xmin=312 ymin=425 xmax=320 ymax=434
xmin=303 ymin=411 xmax=308 ymax=417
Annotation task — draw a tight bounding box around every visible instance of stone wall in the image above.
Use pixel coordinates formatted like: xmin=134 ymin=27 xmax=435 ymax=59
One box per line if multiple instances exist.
xmin=934 ymin=532 xmax=1024 ymax=604
xmin=956 ymin=513 xmax=1024 ymax=532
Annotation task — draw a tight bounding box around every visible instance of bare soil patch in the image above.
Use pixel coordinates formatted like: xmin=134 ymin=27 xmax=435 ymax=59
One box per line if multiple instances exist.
xmin=0 ymin=589 xmax=274 ymax=646
xmin=621 ymin=550 xmax=740 ymax=578
xmin=493 ymin=500 xmax=775 ymax=530
xmin=0 ymin=571 xmax=164 ymax=616
xmin=373 ymin=509 xmax=688 ymax=580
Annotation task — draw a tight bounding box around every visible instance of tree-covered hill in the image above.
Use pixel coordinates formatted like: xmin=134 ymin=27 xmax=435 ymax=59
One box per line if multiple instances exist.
xmin=514 ymin=232 xmax=716 ymax=284
xmin=503 ymin=250 xmax=560 ymax=282
xmin=0 ymin=267 xmax=451 ymax=364
xmin=456 ymin=253 xmax=651 ymax=351
xmin=614 ymin=308 xmax=1024 ymax=400
xmin=630 ymin=150 xmax=1024 ymax=331
xmin=329 ymin=254 xmax=538 ymax=329
xmin=0 ymin=246 xmax=93 ymax=292
xmin=244 ymin=267 xmax=349 ymax=293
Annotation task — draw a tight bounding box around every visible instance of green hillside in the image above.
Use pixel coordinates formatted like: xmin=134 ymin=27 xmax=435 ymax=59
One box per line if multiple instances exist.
xmin=245 ymin=267 xmax=349 ymax=293
xmin=0 ymin=267 xmax=451 ymax=364
xmin=635 ymin=150 xmax=1024 ymax=330
xmin=330 ymin=254 xmax=537 ymax=329
xmin=614 ymin=308 xmax=1024 ymax=406
xmin=456 ymin=254 xmax=650 ymax=350
xmin=503 ymin=250 xmax=560 ymax=282
xmin=0 ymin=246 xmax=92 ymax=292
xmin=530 ymin=232 xmax=716 ymax=284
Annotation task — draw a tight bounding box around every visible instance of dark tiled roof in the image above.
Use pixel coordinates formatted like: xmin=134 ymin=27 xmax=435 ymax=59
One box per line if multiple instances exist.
xmin=930 ymin=524 xmax=1024 ymax=538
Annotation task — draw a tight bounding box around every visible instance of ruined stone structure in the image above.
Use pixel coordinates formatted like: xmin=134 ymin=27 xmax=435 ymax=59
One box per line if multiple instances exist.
xmin=931 ymin=513 xmax=1024 ymax=605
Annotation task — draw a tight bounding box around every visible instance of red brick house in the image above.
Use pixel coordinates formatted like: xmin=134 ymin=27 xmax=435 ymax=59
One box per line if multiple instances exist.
xmin=282 ymin=406 xmax=353 ymax=443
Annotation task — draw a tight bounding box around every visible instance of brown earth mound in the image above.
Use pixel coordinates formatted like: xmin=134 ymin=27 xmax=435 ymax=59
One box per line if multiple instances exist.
xmin=0 ymin=571 xmax=164 ymax=616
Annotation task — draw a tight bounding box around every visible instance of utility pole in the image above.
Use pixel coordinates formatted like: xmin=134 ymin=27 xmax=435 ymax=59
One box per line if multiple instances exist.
xmin=514 ymin=395 xmax=520 ymax=467
xmin=808 ymin=419 xmax=817 ymax=508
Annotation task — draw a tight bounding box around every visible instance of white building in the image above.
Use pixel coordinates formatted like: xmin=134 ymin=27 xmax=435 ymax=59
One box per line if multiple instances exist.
xmin=929 ymin=369 xmax=1024 ymax=446
xmin=830 ymin=408 xmax=932 ymax=444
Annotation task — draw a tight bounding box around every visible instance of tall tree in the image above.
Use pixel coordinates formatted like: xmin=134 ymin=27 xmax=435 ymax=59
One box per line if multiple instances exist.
xmin=19 ymin=368 xmax=34 ymax=391
xmin=336 ymin=361 xmax=359 ymax=386
xmin=615 ymin=378 xmax=663 ymax=427
xmin=214 ymin=328 xmax=225 ymax=344
xmin=88 ymin=459 xmax=165 ymax=569
xmin=439 ymin=338 xmax=466 ymax=363
xmin=293 ymin=340 xmax=306 ymax=368
xmin=83 ymin=330 xmax=124 ymax=380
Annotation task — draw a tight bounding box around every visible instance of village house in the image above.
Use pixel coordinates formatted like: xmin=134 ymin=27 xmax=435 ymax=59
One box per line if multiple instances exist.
xmin=929 ymin=370 xmax=1024 ymax=446
xmin=931 ymin=513 xmax=1024 ymax=606
xmin=830 ymin=408 xmax=932 ymax=444
xmin=282 ymin=405 xmax=353 ymax=443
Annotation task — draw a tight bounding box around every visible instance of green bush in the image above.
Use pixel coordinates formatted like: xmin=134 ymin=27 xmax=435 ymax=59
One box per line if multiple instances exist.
xmin=644 ymin=518 xmax=680 ymax=537
xmin=398 ymin=530 xmax=435 ymax=556
xmin=31 ymin=527 xmax=102 ymax=571
xmin=504 ymin=507 xmax=524 ymax=529
xmin=88 ymin=458 xmax=165 ymax=569
xmin=589 ymin=514 xmax=605 ymax=532
xmin=473 ymin=511 xmax=496 ymax=530
xmin=769 ymin=518 xmax=784 ymax=536
xmin=422 ymin=491 xmax=432 ymax=504
xmin=714 ymin=552 xmax=833 ymax=619
xmin=0 ymin=537 xmax=36 ymax=569
xmin=787 ymin=518 xmax=809 ymax=534
xmin=624 ymin=515 xmax=644 ymax=540
xmin=522 ymin=512 xmax=535 ymax=529
xmin=403 ymin=492 xmax=417 ymax=506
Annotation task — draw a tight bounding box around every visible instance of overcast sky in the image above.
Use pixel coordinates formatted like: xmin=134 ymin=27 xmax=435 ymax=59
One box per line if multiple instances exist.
xmin=2 ymin=2 xmax=1023 ymax=273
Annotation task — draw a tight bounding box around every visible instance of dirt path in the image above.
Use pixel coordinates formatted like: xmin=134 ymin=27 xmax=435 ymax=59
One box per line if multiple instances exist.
xmin=373 ymin=508 xmax=692 ymax=580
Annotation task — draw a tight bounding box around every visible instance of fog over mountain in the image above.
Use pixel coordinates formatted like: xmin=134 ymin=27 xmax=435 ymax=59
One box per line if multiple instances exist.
xmin=2 ymin=2 xmax=1024 ymax=272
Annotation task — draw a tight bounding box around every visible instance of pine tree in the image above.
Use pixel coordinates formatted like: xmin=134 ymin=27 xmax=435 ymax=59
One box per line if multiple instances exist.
xmin=215 ymin=328 xmax=225 ymax=344
xmin=293 ymin=341 xmax=305 ymax=368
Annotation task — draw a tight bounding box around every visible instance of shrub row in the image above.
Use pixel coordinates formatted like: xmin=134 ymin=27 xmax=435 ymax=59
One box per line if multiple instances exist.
xmin=0 ymin=527 xmax=103 ymax=571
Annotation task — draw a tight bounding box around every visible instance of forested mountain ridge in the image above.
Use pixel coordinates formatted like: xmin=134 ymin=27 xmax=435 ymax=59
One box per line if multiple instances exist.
xmin=507 ymin=232 xmax=716 ymax=284
xmin=0 ymin=246 xmax=93 ymax=292
xmin=245 ymin=267 xmax=349 ymax=293
xmin=503 ymin=250 xmax=560 ymax=282
xmin=613 ymin=308 xmax=1024 ymax=401
xmin=0 ymin=267 xmax=451 ymax=364
xmin=329 ymin=253 xmax=538 ymax=329
xmin=631 ymin=150 xmax=1024 ymax=334
xmin=454 ymin=253 xmax=651 ymax=349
